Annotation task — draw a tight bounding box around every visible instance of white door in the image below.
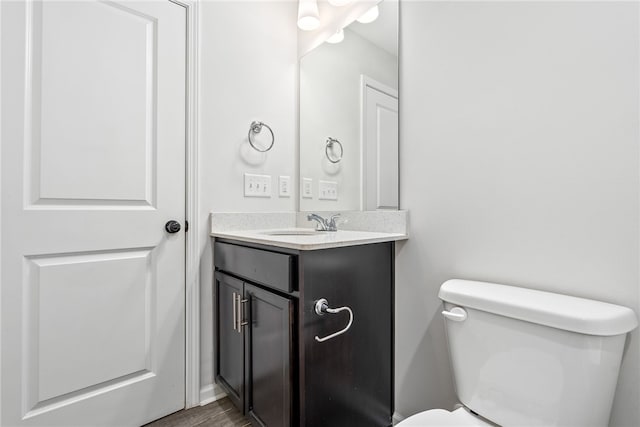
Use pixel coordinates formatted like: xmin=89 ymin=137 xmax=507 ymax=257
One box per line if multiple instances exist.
xmin=1 ymin=1 xmax=186 ymax=426
xmin=362 ymin=76 xmax=399 ymax=210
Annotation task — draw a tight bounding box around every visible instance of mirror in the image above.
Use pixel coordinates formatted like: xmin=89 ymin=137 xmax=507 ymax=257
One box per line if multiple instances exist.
xmin=299 ymin=0 xmax=399 ymax=211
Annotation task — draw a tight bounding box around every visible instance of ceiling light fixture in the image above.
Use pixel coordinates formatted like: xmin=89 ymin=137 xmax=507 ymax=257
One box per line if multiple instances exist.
xmin=326 ymin=28 xmax=345 ymax=44
xmin=356 ymin=5 xmax=379 ymax=24
xmin=298 ymin=0 xmax=320 ymax=31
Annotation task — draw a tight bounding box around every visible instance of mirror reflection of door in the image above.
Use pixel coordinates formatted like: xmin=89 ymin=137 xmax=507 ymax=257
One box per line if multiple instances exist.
xmin=362 ymin=76 xmax=399 ymax=210
xmin=298 ymin=0 xmax=399 ymax=212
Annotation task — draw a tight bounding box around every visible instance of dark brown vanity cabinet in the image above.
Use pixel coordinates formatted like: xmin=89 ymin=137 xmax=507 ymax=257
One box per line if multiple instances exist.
xmin=215 ymin=270 xmax=294 ymax=427
xmin=214 ymin=239 xmax=394 ymax=427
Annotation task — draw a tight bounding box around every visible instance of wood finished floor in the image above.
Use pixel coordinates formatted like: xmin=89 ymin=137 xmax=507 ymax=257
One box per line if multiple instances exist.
xmin=144 ymin=398 xmax=251 ymax=427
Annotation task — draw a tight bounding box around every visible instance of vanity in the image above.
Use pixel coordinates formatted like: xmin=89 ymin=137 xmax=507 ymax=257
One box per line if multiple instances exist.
xmin=212 ymin=223 xmax=406 ymax=427
xmin=214 ymin=0 xmax=402 ymax=424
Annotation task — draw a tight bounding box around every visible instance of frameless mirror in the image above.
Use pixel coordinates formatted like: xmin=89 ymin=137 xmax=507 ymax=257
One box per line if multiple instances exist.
xmin=299 ymin=0 xmax=399 ymax=211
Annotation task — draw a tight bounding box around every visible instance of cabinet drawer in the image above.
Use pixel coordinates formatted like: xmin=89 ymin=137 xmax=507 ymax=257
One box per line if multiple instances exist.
xmin=215 ymin=241 xmax=295 ymax=293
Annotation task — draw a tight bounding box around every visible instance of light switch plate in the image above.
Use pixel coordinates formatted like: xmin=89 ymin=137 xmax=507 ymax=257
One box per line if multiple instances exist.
xmin=302 ymin=178 xmax=313 ymax=199
xmin=318 ymin=180 xmax=338 ymax=200
xmin=244 ymin=173 xmax=271 ymax=198
xmin=279 ymin=176 xmax=291 ymax=197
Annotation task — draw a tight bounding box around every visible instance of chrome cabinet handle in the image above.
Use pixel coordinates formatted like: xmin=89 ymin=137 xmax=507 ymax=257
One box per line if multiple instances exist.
xmin=235 ymin=294 xmax=241 ymax=334
xmin=314 ymin=298 xmax=354 ymax=343
xmin=239 ymin=297 xmax=249 ymax=332
xmin=232 ymin=292 xmax=237 ymax=331
xmin=232 ymin=292 xmax=249 ymax=333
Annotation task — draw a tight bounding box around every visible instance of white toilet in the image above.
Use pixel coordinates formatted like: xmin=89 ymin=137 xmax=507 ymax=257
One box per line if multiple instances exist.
xmin=398 ymin=279 xmax=638 ymax=426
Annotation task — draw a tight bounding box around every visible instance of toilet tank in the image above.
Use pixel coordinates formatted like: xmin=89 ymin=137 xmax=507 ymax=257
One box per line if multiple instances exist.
xmin=439 ymin=280 xmax=637 ymax=427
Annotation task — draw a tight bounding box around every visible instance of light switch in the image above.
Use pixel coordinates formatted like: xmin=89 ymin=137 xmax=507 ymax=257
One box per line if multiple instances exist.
xmin=318 ymin=180 xmax=338 ymax=200
xmin=244 ymin=173 xmax=271 ymax=198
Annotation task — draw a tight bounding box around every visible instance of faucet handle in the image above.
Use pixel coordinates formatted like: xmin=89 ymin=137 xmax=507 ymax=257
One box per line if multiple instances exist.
xmin=326 ymin=213 xmax=345 ymax=231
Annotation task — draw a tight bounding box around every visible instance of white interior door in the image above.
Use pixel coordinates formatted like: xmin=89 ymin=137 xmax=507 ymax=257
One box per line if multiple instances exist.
xmin=362 ymin=76 xmax=399 ymax=210
xmin=1 ymin=1 xmax=186 ymax=425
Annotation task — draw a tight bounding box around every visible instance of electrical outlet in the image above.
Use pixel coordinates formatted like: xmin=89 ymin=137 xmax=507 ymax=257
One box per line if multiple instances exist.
xmin=279 ymin=176 xmax=291 ymax=197
xmin=244 ymin=173 xmax=272 ymax=198
xmin=318 ymin=180 xmax=338 ymax=200
xmin=302 ymin=178 xmax=313 ymax=199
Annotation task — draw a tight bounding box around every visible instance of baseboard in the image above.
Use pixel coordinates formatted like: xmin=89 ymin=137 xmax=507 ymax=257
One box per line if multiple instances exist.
xmin=392 ymin=412 xmax=406 ymax=425
xmin=199 ymin=383 xmax=227 ymax=406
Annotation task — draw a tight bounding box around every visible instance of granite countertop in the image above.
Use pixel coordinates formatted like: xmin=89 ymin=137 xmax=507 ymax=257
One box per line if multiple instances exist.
xmin=210 ymin=228 xmax=408 ymax=250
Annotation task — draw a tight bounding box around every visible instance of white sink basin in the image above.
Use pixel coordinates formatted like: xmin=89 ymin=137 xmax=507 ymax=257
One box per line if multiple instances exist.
xmin=261 ymin=229 xmax=320 ymax=236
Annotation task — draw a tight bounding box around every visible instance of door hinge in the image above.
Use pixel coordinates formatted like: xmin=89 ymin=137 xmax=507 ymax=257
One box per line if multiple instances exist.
xmin=185 ymin=220 xmax=189 ymax=232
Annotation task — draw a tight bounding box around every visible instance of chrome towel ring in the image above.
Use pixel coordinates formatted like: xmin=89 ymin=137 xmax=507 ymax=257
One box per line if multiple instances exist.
xmin=248 ymin=121 xmax=275 ymax=152
xmin=325 ymin=137 xmax=343 ymax=163
xmin=314 ymin=298 xmax=354 ymax=343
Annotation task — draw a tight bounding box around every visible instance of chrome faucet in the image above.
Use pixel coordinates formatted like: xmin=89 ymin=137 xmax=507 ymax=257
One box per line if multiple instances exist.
xmin=307 ymin=213 xmax=341 ymax=232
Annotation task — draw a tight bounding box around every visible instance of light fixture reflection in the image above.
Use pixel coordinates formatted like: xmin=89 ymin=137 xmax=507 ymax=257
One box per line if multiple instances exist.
xmin=356 ymin=5 xmax=379 ymax=24
xmin=298 ymin=0 xmax=320 ymax=31
xmin=326 ymin=29 xmax=345 ymax=44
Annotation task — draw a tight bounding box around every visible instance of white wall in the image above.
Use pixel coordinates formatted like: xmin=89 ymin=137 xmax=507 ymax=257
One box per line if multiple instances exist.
xmin=197 ymin=0 xmax=298 ymax=396
xmin=300 ymin=28 xmax=397 ymax=211
xmin=396 ymin=2 xmax=639 ymax=426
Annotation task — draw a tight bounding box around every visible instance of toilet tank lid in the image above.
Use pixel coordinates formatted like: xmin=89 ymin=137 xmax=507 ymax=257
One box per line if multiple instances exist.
xmin=439 ymin=279 xmax=638 ymax=336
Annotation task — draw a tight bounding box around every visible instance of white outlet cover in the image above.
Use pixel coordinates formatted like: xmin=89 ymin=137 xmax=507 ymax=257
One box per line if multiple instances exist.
xmin=302 ymin=178 xmax=313 ymax=199
xmin=279 ymin=176 xmax=291 ymax=197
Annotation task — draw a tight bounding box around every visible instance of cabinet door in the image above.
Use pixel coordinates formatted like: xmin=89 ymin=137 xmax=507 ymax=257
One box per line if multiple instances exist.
xmin=301 ymin=243 xmax=394 ymax=427
xmin=215 ymin=272 xmax=246 ymax=412
xmin=246 ymin=283 xmax=293 ymax=427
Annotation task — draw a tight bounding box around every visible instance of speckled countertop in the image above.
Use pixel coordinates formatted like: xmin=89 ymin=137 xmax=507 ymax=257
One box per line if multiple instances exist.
xmin=210 ymin=211 xmax=408 ymax=250
xmin=211 ymin=228 xmax=407 ymax=250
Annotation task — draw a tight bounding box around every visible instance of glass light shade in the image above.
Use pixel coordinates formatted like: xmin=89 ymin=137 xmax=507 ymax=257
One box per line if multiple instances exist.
xmin=327 ymin=0 xmax=353 ymax=6
xmin=298 ymin=0 xmax=320 ymax=31
xmin=356 ymin=5 xmax=379 ymax=24
xmin=326 ymin=29 xmax=345 ymax=44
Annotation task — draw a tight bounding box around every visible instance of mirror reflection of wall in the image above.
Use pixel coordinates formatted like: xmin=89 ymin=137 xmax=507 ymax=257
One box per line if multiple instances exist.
xmin=299 ymin=0 xmax=398 ymax=211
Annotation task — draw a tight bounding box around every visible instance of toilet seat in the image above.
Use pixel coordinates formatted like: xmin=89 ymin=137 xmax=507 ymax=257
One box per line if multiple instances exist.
xmin=397 ymin=407 xmax=494 ymax=426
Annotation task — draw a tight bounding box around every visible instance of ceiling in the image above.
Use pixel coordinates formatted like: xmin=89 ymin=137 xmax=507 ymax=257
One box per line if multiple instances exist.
xmin=347 ymin=0 xmax=398 ymax=57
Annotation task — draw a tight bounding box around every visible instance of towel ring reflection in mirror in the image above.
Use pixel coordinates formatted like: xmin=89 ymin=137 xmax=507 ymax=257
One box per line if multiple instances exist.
xmin=325 ymin=137 xmax=343 ymax=163
xmin=248 ymin=121 xmax=275 ymax=152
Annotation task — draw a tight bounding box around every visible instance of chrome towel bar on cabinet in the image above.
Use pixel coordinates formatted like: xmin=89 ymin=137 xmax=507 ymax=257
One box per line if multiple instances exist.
xmin=314 ymin=298 xmax=354 ymax=343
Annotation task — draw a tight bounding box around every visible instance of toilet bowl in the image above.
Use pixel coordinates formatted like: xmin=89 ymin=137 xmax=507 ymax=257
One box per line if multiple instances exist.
xmin=397 ymin=279 xmax=638 ymax=427
xmin=399 ymin=407 xmax=493 ymax=426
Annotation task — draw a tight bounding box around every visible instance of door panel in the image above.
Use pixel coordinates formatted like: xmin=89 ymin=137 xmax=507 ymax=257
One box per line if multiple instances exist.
xmin=215 ymin=272 xmax=246 ymax=412
xmin=27 ymin=249 xmax=151 ymax=404
xmin=375 ymin=103 xmax=399 ymax=208
xmin=247 ymin=283 xmax=293 ymax=427
xmin=363 ymin=78 xmax=399 ymax=210
xmin=34 ymin=1 xmax=154 ymax=204
xmin=1 ymin=1 xmax=186 ymax=425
